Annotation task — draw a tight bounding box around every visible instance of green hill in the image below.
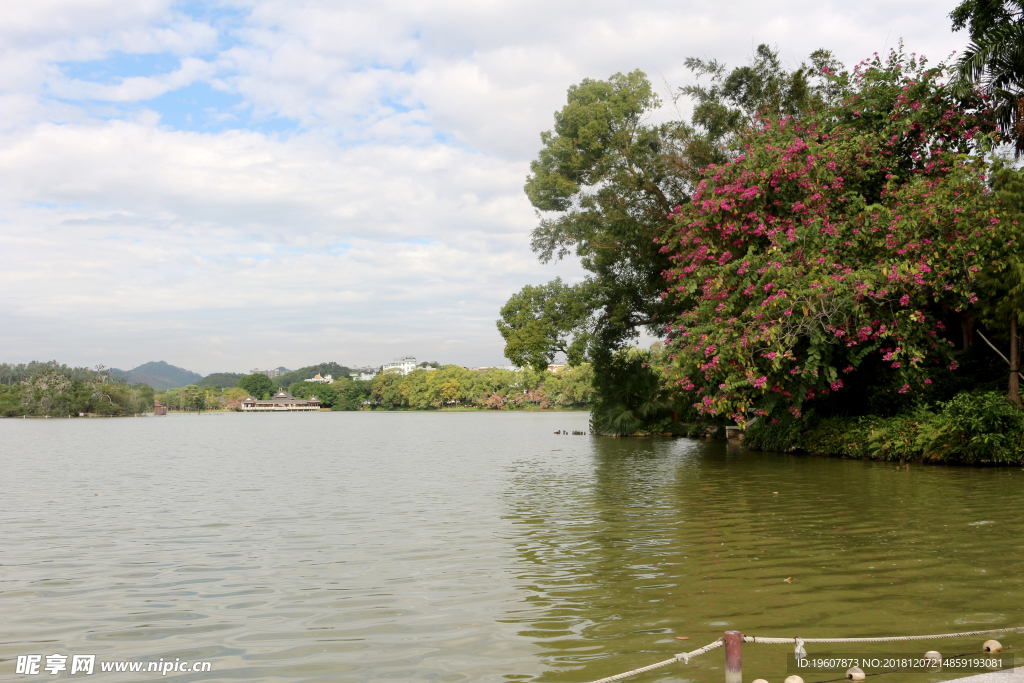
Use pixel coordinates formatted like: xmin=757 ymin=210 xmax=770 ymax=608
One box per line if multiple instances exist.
xmin=111 ymin=361 xmax=202 ymax=390
xmin=273 ymin=362 xmax=352 ymax=387
xmin=197 ymin=372 xmax=246 ymax=388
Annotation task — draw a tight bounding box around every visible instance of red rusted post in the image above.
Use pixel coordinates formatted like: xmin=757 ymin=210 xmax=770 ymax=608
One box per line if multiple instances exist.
xmin=724 ymin=631 xmax=742 ymax=683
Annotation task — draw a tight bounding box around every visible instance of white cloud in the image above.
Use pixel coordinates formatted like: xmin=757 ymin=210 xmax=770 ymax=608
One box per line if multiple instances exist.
xmin=48 ymin=57 xmax=216 ymax=101
xmin=0 ymin=0 xmax=970 ymax=373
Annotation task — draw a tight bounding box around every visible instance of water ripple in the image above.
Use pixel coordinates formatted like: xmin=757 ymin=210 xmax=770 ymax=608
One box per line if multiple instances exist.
xmin=1 ymin=413 xmax=1021 ymax=683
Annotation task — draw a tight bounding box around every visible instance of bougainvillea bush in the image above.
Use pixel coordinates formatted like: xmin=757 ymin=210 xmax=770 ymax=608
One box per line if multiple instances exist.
xmin=660 ymin=50 xmax=1007 ymax=424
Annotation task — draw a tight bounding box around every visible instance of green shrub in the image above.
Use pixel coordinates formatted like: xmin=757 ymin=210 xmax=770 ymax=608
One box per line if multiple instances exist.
xmin=803 ymin=413 xmax=929 ymax=460
xmin=802 ymin=417 xmax=872 ymax=457
xmin=591 ymin=350 xmax=673 ymax=435
xmin=917 ymin=391 xmax=1024 ymax=463
xmin=744 ymin=413 xmax=803 ymax=452
xmin=864 ymin=411 xmax=929 ymax=460
xmin=751 ymin=391 xmax=1024 ymax=464
xmin=672 ymin=423 xmax=707 ymax=438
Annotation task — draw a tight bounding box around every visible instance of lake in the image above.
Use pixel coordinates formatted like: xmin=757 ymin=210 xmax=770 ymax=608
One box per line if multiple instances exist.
xmin=1 ymin=411 xmax=1022 ymax=683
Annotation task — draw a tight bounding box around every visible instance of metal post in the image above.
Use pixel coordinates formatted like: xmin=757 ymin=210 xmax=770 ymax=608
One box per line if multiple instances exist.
xmin=724 ymin=631 xmax=742 ymax=683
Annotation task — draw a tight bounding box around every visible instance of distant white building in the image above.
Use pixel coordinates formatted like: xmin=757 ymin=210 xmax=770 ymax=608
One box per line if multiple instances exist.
xmin=252 ymin=367 xmax=290 ymax=379
xmin=381 ymin=356 xmax=417 ymax=376
xmin=304 ymin=373 xmax=333 ymax=383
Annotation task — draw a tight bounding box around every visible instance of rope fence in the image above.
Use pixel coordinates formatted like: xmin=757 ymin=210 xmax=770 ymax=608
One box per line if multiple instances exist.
xmin=744 ymin=626 xmax=1024 ymax=645
xmin=587 ymin=640 xmax=724 ymax=683
xmin=585 ymin=626 xmax=1023 ymax=683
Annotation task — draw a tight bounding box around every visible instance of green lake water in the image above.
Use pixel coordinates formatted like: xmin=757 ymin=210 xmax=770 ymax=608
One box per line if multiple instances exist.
xmin=1 ymin=411 xmax=1021 ymax=683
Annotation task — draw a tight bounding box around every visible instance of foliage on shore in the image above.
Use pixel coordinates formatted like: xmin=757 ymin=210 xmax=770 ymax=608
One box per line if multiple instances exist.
xmin=745 ymin=390 xmax=1024 ymax=463
xmin=0 ymin=363 xmax=154 ymax=417
xmin=590 ymin=348 xmax=677 ymax=434
xmin=155 ymin=365 xmax=596 ymax=412
xmin=157 ymin=385 xmax=248 ymax=412
xmin=1 ymin=361 xmax=115 ymax=386
xmin=351 ymin=364 xmax=595 ymax=411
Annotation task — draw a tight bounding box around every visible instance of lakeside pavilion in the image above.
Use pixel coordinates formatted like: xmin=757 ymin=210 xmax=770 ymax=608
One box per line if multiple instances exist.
xmin=241 ymin=391 xmax=321 ymax=412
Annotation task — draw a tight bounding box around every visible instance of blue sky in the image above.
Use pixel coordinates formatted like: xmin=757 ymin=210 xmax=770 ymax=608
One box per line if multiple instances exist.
xmin=0 ymin=0 xmax=970 ymax=374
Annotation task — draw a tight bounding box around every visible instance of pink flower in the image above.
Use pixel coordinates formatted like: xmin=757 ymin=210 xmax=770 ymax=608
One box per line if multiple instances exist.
xmin=899 ymin=294 xmax=910 ymax=306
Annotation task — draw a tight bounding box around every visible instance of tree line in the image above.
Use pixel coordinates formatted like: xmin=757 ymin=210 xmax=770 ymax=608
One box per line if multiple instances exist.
xmin=0 ymin=360 xmax=595 ymax=416
xmin=149 ymin=364 xmax=595 ymax=412
xmin=361 ymin=364 xmax=593 ymax=410
xmin=0 ymin=363 xmax=155 ymax=417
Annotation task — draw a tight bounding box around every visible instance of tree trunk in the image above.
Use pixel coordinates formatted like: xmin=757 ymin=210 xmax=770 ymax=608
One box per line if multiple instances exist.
xmin=1010 ymin=315 xmax=1020 ymax=405
xmin=962 ymin=314 xmax=975 ymax=351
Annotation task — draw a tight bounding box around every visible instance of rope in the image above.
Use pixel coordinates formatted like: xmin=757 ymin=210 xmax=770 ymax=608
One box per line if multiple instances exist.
xmin=743 ymin=626 xmax=1024 ymax=644
xmin=585 ymin=639 xmax=723 ymax=683
xmin=583 ymin=627 xmax=1020 ymax=683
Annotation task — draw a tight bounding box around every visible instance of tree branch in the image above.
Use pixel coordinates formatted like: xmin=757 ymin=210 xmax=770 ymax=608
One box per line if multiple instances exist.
xmin=976 ymin=329 xmax=1024 ymax=380
xmin=627 ymin=311 xmax=659 ymax=327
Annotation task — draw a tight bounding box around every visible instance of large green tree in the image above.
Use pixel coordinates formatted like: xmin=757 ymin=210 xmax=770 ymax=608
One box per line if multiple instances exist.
xmin=334 ymin=380 xmax=372 ymax=411
xmin=661 ymin=51 xmax=1001 ymax=423
xmin=498 ymin=47 xmax=845 ymax=432
xmin=498 ymin=278 xmax=597 ymax=369
xmin=498 ymin=69 xmax=688 ymax=376
xmin=182 ymin=385 xmax=208 ymax=413
xmin=290 ymin=380 xmax=337 ymax=407
xmin=237 ymin=373 xmax=274 ymax=398
xmin=976 ymin=163 xmax=1024 ymax=403
xmin=950 ymin=0 xmax=1024 ymax=153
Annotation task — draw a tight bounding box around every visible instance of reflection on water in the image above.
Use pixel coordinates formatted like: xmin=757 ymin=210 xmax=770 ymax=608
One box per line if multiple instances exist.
xmin=506 ymin=436 xmax=1024 ymax=683
xmin=1 ymin=413 xmax=1021 ymax=683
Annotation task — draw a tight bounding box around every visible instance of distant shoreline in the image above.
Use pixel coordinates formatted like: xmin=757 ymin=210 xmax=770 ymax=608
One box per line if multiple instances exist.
xmin=1 ymin=406 xmax=591 ymax=418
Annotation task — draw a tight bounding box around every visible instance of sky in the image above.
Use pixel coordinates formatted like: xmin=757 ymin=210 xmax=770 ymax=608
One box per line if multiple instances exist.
xmin=0 ymin=0 xmax=971 ymax=375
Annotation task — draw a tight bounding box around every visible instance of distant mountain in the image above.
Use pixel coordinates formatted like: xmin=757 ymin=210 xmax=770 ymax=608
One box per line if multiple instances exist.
xmin=197 ymin=372 xmax=246 ymax=388
xmin=111 ymin=361 xmax=203 ymax=390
